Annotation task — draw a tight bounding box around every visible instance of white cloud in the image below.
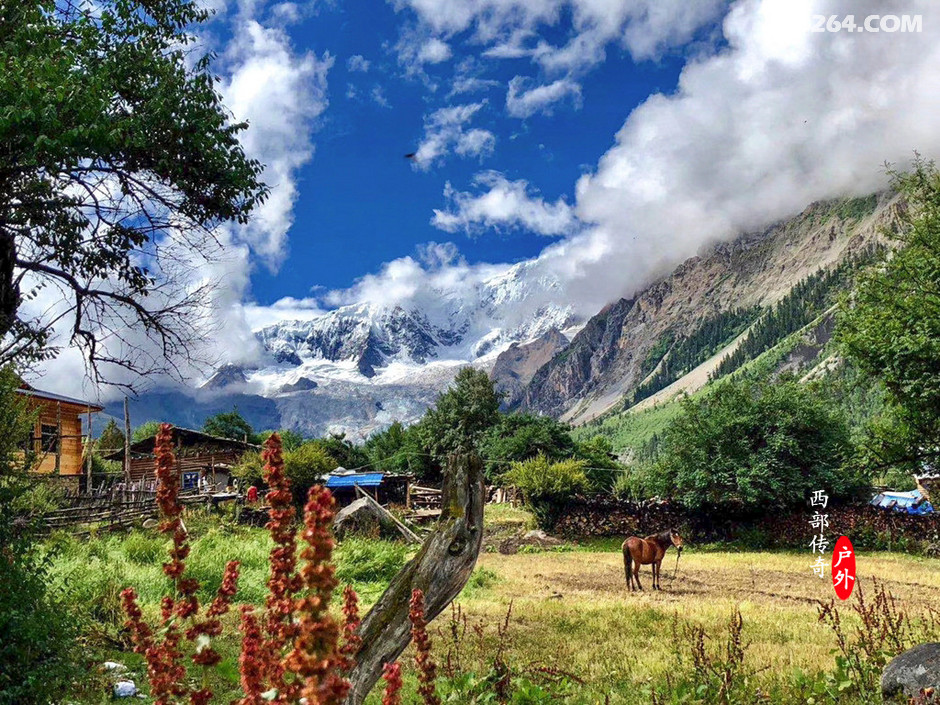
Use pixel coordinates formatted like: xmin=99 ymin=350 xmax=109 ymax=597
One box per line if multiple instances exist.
xmin=417 ymin=37 xmax=453 ymax=63
xmin=432 ymin=171 xmax=580 ymax=236
xmin=220 ymin=20 xmax=332 ymax=269
xmin=506 ymin=76 xmax=581 ymax=117
xmin=338 ymin=0 xmax=940 ymax=324
xmin=347 ymin=54 xmax=371 ymax=72
xmin=413 ymin=103 xmax=496 ymax=168
xmin=395 ymin=0 xmax=726 ymax=73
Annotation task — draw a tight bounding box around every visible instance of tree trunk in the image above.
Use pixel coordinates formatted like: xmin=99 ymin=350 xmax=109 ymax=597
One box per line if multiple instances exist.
xmin=0 ymin=228 xmax=19 ymax=341
xmin=344 ymin=453 xmax=485 ymax=705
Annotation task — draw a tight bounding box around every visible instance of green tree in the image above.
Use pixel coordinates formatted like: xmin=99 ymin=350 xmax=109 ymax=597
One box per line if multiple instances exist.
xmin=422 ymin=367 xmax=501 ymax=461
xmin=259 ymin=429 xmax=304 ymax=451
xmin=96 ymin=419 xmax=125 ymax=455
xmin=479 ymin=413 xmax=576 ymax=481
xmin=365 ymin=421 xmax=437 ymax=481
xmin=838 ymin=158 xmax=940 ymax=474
xmin=203 ymin=408 xmax=257 ymax=443
xmin=0 ymin=0 xmax=266 ymax=381
xmin=312 ymin=432 xmax=370 ymax=470
xmin=284 ymin=443 xmax=338 ymax=508
xmin=0 ymin=367 xmax=78 ymax=702
xmin=647 ymin=377 xmax=858 ymax=514
xmin=131 ymin=420 xmax=162 ymax=443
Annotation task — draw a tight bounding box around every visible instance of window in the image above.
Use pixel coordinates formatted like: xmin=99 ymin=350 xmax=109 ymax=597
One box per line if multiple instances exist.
xmin=182 ymin=471 xmax=199 ymax=490
xmin=40 ymin=424 xmax=58 ymax=453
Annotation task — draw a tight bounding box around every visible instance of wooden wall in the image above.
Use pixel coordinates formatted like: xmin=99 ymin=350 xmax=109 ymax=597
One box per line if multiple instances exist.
xmin=31 ymin=401 xmax=89 ymax=476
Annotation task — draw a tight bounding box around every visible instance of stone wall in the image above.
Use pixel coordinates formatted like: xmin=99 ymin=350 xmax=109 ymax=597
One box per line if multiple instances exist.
xmin=554 ymin=496 xmax=940 ymax=552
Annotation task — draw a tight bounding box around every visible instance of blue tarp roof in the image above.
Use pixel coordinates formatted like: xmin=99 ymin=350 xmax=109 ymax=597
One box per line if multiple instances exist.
xmin=325 ymin=472 xmax=385 ymax=489
xmin=870 ymin=489 xmax=934 ymax=514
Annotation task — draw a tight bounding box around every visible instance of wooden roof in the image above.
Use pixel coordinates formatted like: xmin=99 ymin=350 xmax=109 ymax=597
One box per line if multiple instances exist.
xmin=16 ymin=384 xmax=104 ymax=412
xmin=103 ymin=426 xmax=259 ymax=461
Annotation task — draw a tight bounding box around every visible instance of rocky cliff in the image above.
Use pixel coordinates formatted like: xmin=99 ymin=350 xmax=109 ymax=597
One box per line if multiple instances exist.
xmin=518 ymin=194 xmax=898 ymax=423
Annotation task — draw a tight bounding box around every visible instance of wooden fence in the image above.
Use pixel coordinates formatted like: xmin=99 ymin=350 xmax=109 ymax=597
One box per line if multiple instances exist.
xmin=42 ymin=487 xmax=206 ymax=534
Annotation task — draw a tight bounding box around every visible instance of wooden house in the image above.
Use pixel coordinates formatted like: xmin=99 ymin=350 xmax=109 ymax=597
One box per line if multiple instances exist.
xmin=18 ymin=385 xmax=103 ymax=490
xmin=105 ymin=427 xmax=258 ymax=492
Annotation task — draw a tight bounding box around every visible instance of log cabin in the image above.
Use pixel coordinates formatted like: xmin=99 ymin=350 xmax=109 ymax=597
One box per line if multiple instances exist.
xmin=104 ymin=427 xmax=259 ymax=492
xmin=17 ymin=384 xmax=104 ymax=491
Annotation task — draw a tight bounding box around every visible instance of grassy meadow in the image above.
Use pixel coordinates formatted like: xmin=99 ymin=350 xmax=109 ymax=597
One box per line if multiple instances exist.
xmin=49 ymin=506 xmax=940 ymax=704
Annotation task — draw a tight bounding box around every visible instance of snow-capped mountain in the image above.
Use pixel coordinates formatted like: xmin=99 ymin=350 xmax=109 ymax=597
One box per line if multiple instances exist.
xmin=123 ymin=261 xmax=581 ymax=441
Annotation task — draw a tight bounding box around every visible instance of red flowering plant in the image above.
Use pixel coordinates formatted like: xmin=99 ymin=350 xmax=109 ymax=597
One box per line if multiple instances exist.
xmin=121 ymin=427 xmax=361 ymax=704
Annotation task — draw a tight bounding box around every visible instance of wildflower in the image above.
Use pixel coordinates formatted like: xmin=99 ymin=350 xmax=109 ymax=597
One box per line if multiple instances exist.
xmin=410 ymin=589 xmax=441 ymax=705
xmin=381 ymin=662 xmax=403 ymax=705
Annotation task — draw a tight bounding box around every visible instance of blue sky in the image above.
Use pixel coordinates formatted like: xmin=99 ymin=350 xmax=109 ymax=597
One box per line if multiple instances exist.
xmin=232 ymin=0 xmax=720 ymax=306
xmin=36 ymin=0 xmax=940 ymax=397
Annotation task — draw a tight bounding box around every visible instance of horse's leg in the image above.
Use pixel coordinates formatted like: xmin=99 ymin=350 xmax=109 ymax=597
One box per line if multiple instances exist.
xmin=655 ymin=560 xmax=661 ymax=590
xmin=624 ymin=550 xmax=634 ymax=591
xmin=634 ymin=562 xmax=643 ymax=591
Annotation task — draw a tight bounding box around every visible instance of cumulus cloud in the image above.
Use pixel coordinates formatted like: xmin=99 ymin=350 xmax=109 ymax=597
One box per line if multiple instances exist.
xmin=336 ymin=0 xmax=940 ymax=323
xmin=346 ymin=54 xmax=371 ymax=72
xmin=395 ymin=0 xmax=726 ymax=72
xmin=506 ymin=76 xmax=582 ymax=117
xmin=432 ymin=171 xmax=580 ymax=236
xmin=413 ymin=103 xmax=496 ymax=168
xmin=220 ymin=20 xmax=332 ymax=269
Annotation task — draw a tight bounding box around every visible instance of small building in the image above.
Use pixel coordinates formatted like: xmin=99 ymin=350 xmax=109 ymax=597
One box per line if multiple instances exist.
xmin=18 ymin=384 xmax=103 ymax=489
xmin=323 ymin=470 xmax=412 ymax=507
xmin=915 ymin=473 xmax=939 ymax=503
xmin=869 ymin=489 xmax=934 ymax=515
xmin=105 ymin=427 xmax=258 ymax=492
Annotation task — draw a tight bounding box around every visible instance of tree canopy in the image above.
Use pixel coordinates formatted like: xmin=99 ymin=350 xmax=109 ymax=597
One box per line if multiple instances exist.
xmin=838 ymin=158 xmax=940 ymax=474
xmin=0 ymin=0 xmax=266 ymax=383
xmin=202 ymin=408 xmax=257 ymax=443
xmin=646 ymin=377 xmax=859 ymax=514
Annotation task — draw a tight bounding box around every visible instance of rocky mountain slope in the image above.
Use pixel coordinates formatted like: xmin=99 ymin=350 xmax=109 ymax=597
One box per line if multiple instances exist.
xmin=112 ymin=261 xmax=582 ymax=440
xmin=518 ymin=194 xmax=897 ymax=424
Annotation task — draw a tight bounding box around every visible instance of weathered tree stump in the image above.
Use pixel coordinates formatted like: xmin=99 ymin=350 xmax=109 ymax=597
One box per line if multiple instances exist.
xmin=344 ymin=453 xmax=484 ymax=705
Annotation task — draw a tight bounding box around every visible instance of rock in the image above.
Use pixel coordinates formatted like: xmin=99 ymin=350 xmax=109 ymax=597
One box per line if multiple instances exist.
xmin=102 ymin=661 xmax=127 ymax=673
xmin=142 ymin=518 xmax=158 ymax=530
xmin=882 ymin=643 xmax=940 ymax=698
xmin=113 ymin=681 xmax=138 ymax=698
xmin=497 ymin=528 xmax=564 ymax=554
xmin=333 ymin=498 xmax=400 ymax=540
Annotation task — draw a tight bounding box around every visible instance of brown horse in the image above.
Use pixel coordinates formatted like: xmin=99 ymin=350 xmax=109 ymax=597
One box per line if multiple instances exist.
xmin=622 ymin=529 xmax=683 ymax=591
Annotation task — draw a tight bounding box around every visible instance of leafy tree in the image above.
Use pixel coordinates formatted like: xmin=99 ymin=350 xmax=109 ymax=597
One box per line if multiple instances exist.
xmin=0 ymin=367 xmax=78 ymax=701
xmin=283 ymin=443 xmax=338 ymax=508
xmin=96 ymin=418 xmax=125 ymax=455
xmin=422 ymin=367 xmax=501 ymax=461
xmin=365 ymin=421 xmax=437 ymax=481
xmin=647 ymin=377 xmax=858 ymax=514
xmin=312 ymin=432 xmax=370 ymax=470
xmin=573 ymin=435 xmax=622 ymax=490
xmin=503 ymin=455 xmax=590 ymax=530
xmin=203 ymin=408 xmax=257 ymax=443
xmin=479 ymin=413 xmax=576 ymax=481
xmin=838 ymin=158 xmax=940 ymax=475
xmin=131 ymin=420 xmax=162 ymax=443
xmin=0 ymin=0 xmax=266 ymax=382
xmin=259 ymin=429 xmax=304 ymax=451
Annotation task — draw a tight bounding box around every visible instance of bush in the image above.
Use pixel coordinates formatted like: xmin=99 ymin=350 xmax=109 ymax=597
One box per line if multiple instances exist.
xmin=646 ymin=376 xmax=861 ymax=515
xmin=284 ymin=442 xmax=338 ymax=508
xmin=503 ymin=455 xmax=590 ymax=530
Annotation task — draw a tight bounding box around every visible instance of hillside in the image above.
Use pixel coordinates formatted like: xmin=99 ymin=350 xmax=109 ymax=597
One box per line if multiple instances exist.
xmin=518 ymin=193 xmax=898 ymax=424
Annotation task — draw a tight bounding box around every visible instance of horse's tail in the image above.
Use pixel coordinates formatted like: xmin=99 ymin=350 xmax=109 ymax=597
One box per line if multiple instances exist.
xmin=623 ymin=544 xmax=631 ymax=586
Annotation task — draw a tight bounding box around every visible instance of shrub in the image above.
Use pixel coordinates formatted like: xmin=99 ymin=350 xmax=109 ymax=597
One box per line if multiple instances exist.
xmin=647 ymin=376 xmax=860 ymax=515
xmin=503 ymin=455 xmax=590 ymax=530
xmin=284 ymin=442 xmax=338 ymax=507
